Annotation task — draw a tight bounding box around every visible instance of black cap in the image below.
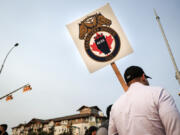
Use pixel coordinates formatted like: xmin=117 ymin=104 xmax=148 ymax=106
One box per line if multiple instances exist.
xmin=124 ymin=66 xmax=151 ymax=83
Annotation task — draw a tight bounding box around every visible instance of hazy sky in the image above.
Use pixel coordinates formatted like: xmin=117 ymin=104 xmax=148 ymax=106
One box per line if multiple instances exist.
xmin=0 ymin=0 xmax=180 ymax=134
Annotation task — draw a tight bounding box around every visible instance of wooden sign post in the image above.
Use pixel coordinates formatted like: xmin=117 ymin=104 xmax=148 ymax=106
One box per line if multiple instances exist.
xmin=111 ymin=62 xmax=128 ymax=91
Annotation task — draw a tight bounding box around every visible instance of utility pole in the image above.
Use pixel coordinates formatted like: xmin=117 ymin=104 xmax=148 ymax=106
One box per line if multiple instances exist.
xmin=153 ymin=9 xmax=180 ymax=88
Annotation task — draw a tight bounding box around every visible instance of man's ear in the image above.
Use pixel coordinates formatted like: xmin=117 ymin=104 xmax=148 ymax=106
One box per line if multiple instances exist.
xmin=141 ymin=74 xmax=146 ymax=80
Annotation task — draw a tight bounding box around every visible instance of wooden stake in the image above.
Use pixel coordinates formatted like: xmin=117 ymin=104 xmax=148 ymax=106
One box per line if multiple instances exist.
xmin=111 ymin=62 xmax=128 ymax=91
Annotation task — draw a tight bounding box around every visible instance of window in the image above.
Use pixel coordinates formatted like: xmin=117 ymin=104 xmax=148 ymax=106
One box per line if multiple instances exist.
xmin=90 ymin=117 xmax=94 ymax=121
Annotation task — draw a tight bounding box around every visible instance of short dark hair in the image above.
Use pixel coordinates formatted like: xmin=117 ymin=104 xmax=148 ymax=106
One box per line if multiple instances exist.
xmin=0 ymin=124 xmax=8 ymax=131
xmin=3 ymin=132 xmax=8 ymax=135
xmin=106 ymin=104 xmax=112 ymax=119
xmin=86 ymin=126 xmax=97 ymax=135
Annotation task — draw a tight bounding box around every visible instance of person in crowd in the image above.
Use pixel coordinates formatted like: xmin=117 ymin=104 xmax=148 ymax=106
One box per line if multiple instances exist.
xmin=85 ymin=126 xmax=97 ymax=135
xmin=109 ymin=65 xmax=180 ymax=135
xmin=96 ymin=104 xmax=112 ymax=135
xmin=0 ymin=124 xmax=8 ymax=135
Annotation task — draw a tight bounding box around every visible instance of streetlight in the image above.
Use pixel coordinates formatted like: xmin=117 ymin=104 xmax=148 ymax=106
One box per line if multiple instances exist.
xmin=0 ymin=43 xmax=19 ymax=75
xmin=154 ymin=9 xmax=180 ymax=96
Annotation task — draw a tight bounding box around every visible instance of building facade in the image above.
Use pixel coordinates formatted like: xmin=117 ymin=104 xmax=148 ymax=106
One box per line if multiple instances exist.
xmin=12 ymin=106 xmax=106 ymax=135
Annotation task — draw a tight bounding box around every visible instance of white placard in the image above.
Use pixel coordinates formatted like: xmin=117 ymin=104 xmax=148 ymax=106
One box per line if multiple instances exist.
xmin=67 ymin=3 xmax=133 ymax=73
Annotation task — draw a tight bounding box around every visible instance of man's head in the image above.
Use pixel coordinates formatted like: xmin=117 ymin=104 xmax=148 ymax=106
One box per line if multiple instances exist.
xmin=0 ymin=124 xmax=8 ymax=134
xmin=88 ymin=126 xmax=97 ymax=135
xmin=124 ymin=66 xmax=151 ymax=86
xmin=0 ymin=124 xmax=7 ymax=131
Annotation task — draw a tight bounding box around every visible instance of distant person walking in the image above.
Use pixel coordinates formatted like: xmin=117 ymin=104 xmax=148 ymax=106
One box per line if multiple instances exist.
xmin=109 ymin=66 xmax=180 ymax=135
xmin=96 ymin=104 xmax=112 ymax=135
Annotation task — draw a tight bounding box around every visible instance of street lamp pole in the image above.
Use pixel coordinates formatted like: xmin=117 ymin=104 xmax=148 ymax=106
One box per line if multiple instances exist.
xmin=153 ymin=9 xmax=180 ymax=85
xmin=0 ymin=43 xmax=19 ymax=75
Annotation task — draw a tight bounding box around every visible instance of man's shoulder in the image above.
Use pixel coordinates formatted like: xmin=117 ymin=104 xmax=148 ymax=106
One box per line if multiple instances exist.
xmin=100 ymin=120 xmax=109 ymax=129
xmin=133 ymin=82 xmax=163 ymax=90
xmin=146 ymin=85 xmax=164 ymax=92
xmin=113 ymin=84 xmax=165 ymax=107
xmin=138 ymin=84 xmax=166 ymax=99
xmin=96 ymin=127 xmax=108 ymax=135
xmin=133 ymin=82 xmax=164 ymax=94
xmin=97 ymin=121 xmax=108 ymax=135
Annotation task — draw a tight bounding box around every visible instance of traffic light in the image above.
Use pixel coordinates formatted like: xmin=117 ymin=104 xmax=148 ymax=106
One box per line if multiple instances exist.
xmin=23 ymin=85 xmax=32 ymax=92
xmin=6 ymin=95 xmax=13 ymax=101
